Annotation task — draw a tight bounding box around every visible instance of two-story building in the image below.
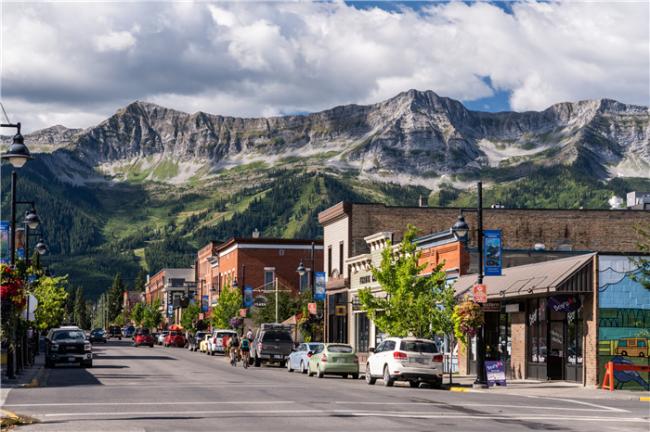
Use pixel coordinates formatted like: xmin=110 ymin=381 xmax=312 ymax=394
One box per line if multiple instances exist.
xmin=144 ymin=268 xmax=196 ymax=326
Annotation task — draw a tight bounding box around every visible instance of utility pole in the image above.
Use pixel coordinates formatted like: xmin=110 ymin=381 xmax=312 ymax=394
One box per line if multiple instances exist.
xmin=275 ymin=278 xmax=279 ymax=324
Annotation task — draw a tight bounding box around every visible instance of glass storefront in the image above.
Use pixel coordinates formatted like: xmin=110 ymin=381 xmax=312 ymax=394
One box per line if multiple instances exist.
xmin=355 ymin=312 xmax=369 ymax=353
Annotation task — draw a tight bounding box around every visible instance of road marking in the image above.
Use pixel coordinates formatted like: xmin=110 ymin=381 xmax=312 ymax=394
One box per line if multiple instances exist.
xmin=640 ymin=396 xmax=650 ymax=402
xmin=529 ymin=396 xmax=628 ymax=413
xmin=37 ymin=409 xmax=647 ymax=423
xmin=333 ymin=401 xmax=617 ymax=412
xmin=5 ymin=401 xmax=295 ymax=408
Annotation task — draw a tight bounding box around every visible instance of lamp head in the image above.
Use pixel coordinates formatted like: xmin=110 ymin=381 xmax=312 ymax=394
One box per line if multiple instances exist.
xmin=24 ymin=209 xmax=40 ymax=230
xmin=296 ymin=261 xmax=306 ymax=276
xmin=451 ymin=213 xmax=470 ymax=243
xmin=1 ymin=132 xmax=32 ymax=168
xmin=35 ymin=239 xmax=48 ymax=255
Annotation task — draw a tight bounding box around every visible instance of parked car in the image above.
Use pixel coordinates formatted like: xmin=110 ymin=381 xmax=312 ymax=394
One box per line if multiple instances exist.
xmin=188 ymin=331 xmax=209 ymax=352
xmin=365 ymin=337 xmax=443 ymax=388
xmin=251 ymin=324 xmax=293 ymax=367
xmin=163 ymin=330 xmax=186 ymax=347
xmin=107 ymin=326 xmax=122 ymax=340
xmin=199 ymin=334 xmax=211 ymax=353
xmin=133 ymin=328 xmax=155 ymax=347
xmin=45 ymin=327 xmax=93 ymax=368
xmin=123 ymin=326 xmax=136 ymax=338
xmin=207 ymin=329 xmax=238 ymax=355
xmin=287 ymin=342 xmax=323 ymax=374
xmin=89 ymin=328 xmax=107 ymax=344
xmin=157 ymin=331 xmax=169 ymax=345
xmin=307 ymin=343 xmax=359 ymax=379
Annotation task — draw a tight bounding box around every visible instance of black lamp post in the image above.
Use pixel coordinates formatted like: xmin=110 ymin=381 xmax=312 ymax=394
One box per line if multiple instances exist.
xmin=296 ymin=241 xmax=315 ymax=299
xmin=1 ymin=121 xmax=32 ymax=380
xmin=451 ymin=181 xmax=488 ymax=388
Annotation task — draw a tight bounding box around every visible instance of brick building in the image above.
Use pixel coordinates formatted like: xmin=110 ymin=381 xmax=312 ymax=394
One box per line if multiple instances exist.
xmin=196 ymin=238 xmax=324 ymax=317
xmin=144 ymin=268 xmax=196 ymax=326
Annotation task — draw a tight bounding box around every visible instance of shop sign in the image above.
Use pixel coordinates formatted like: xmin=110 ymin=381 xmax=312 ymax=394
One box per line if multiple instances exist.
xmin=481 ymin=302 xmax=500 ymax=312
xmin=335 ymin=305 xmax=347 ymax=316
xmin=547 ymin=295 xmax=581 ymax=313
xmin=483 ymin=230 xmax=502 ymax=276
xmin=253 ymin=296 xmax=267 ymax=308
xmin=308 ymin=302 xmax=317 ymax=315
xmin=485 ymin=360 xmax=507 ymax=387
xmin=314 ymin=272 xmax=326 ymax=301
xmin=505 ymin=303 xmax=520 ymax=313
xmin=473 ymin=284 xmax=488 ymax=303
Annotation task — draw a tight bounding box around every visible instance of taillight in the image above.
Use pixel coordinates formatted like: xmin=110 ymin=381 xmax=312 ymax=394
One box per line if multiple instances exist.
xmin=320 ymin=354 xmax=328 ymax=362
xmin=393 ymin=351 xmax=408 ymax=360
xmin=433 ymin=354 xmax=443 ymax=363
xmin=307 ymin=352 xmax=312 ymax=358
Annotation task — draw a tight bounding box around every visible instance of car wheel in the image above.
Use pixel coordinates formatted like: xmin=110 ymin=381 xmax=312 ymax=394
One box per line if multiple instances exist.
xmin=365 ymin=365 xmax=376 ymax=385
xmin=317 ymin=368 xmax=324 ymax=379
xmin=383 ymin=365 xmax=394 ymax=387
xmin=82 ymin=360 xmax=93 ymax=368
xmin=279 ymin=360 xmax=286 ymax=368
xmin=149 ymin=344 xmax=154 ymax=348
xmin=300 ymin=361 xmax=307 ymax=374
xmin=287 ymin=360 xmax=294 ymax=372
xmin=307 ymin=365 xmax=314 ymax=377
xmin=351 ymin=373 xmax=359 ymax=380
xmin=45 ymin=359 xmax=53 ymax=368
xmin=409 ymin=381 xmax=420 ymax=388
xmin=254 ymin=356 xmax=261 ymax=367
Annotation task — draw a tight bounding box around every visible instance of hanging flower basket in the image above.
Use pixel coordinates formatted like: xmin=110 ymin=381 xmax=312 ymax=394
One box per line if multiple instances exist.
xmin=452 ymin=296 xmax=484 ymax=344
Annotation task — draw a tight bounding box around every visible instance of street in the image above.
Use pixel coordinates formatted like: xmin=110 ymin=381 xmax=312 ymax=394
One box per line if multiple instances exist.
xmin=2 ymin=341 xmax=648 ymax=432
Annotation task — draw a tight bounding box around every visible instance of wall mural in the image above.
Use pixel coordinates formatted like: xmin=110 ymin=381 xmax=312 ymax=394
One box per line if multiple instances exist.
xmin=598 ymin=255 xmax=649 ymax=390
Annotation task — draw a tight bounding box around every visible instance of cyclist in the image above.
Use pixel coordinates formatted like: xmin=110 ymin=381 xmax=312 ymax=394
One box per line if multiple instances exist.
xmin=240 ymin=335 xmax=251 ymax=368
xmin=229 ymin=335 xmax=240 ymax=366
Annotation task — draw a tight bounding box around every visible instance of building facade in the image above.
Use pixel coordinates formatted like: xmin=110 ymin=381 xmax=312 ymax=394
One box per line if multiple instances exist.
xmin=197 ymin=238 xmax=324 ymax=313
xmin=144 ymin=268 xmax=196 ymax=326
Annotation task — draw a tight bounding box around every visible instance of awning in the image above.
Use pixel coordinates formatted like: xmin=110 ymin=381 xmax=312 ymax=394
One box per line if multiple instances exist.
xmin=454 ymin=253 xmax=596 ymax=301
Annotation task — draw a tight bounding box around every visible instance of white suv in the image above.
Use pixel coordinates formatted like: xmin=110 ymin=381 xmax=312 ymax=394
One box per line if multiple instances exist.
xmin=207 ymin=329 xmax=238 ymax=355
xmin=365 ymin=337 xmax=443 ymax=388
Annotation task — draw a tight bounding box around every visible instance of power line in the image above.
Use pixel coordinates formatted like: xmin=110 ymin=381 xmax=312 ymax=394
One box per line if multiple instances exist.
xmin=0 ymin=102 xmax=11 ymax=124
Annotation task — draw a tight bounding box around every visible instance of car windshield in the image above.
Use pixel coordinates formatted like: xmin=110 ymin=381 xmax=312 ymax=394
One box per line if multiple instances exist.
xmin=139 ymin=329 xmax=150 ymax=335
xmin=308 ymin=343 xmax=323 ymax=351
xmin=170 ymin=331 xmax=181 ymax=336
xmin=161 ymin=331 xmax=169 ymax=335
xmin=262 ymin=331 xmax=292 ymax=342
xmin=400 ymin=340 xmax=438 ymax=353
xmin=196 ymin=332 xmax=207 ymax=338
xmin=53 ymin=330 xmax=85 ymax=340
xmin=328 ymin=344 xmax=353 ymax=353
xmin=216 ymin=332 xmax=234 ymax=338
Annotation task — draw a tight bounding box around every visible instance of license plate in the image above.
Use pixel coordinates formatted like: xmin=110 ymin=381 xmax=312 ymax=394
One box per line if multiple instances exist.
xmin=412 ymin=358 xmax=426 ymax=364
xmin=68 ymin=357 xmax=76 ymax=362
xmin=271 ymin=354 xmax=278 ymax=359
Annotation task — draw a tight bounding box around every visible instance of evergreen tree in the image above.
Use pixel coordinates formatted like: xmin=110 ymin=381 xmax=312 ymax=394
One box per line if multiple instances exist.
xmin=73 ymin=286 xmax=90 ymax=329
xmin=107 ymin=273 xmax=125 ymax=322
xmin=65 ymin=286 xmax=76 ymax=324
xmin=133 ymin=269 xmax=148 ymax=292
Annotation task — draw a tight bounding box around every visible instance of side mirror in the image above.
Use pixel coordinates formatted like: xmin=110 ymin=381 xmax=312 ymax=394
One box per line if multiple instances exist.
xmin=368 ymin=347 xmax=375 ymax=353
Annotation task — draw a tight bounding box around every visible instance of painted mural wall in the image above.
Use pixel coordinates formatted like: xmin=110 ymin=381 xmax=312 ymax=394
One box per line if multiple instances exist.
xmin=598 ymin=255 xmax=649 ymax=390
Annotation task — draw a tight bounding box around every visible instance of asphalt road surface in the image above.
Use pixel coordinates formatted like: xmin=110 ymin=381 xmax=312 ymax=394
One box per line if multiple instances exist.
xmin=3 ymin=340 xmax=648 ymax=431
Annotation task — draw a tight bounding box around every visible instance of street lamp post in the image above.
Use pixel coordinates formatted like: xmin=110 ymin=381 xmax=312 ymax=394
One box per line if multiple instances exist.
xmin=451 ymin=181 xmax=488 ymax=388
xmin=1 ymin=121 xmax=32 ymax=380
xmin=297 ymin=241 xmax=317 ymax=339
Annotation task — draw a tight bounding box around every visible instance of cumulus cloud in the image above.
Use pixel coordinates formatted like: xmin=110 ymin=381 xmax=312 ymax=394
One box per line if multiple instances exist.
xmin=0 ymin=1 xmax=647 ymax=132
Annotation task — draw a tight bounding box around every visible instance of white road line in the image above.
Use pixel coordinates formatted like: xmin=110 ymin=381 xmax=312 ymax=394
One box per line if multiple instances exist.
xmin=37 ymin=409 xmax=647 ymax=423
xmin=332 ymin=401 xmax=616 ymax=412
xmin=4 ymin=401 xmax=295 ymax=407
xmin=532 ymin=396 xmax=629 ymax=413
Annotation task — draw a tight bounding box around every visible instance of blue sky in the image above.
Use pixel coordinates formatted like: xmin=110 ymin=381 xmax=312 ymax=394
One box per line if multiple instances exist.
xmin=1 ymin=1 xmax=647 ymax=131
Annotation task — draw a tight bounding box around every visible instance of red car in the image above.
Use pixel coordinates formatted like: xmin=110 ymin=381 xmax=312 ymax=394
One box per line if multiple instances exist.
xmin=163 ymin=330 xmax=186 ymax=348
xmin=133 ymin=328 xmax=155 ymax=347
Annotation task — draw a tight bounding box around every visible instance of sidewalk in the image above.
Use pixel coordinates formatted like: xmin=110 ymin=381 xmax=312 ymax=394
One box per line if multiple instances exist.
xmin=1 ymin=353 xmax=46 ymax=406
xmin=446 ymin=375 xmax=650 ymax=401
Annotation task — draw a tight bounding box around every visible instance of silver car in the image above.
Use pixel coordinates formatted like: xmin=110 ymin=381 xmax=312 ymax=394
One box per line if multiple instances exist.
xmin=157 ymin=331 xmax=169 ymax=345
xmin=287 ymin=342 xmax=324 ymax=374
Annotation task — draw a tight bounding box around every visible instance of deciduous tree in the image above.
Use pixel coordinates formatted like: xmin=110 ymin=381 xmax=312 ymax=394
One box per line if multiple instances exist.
xmin=211 ymin=284 xmax=242 ymax=329
xmin=33 ymin=275 xmax=69 ymax=331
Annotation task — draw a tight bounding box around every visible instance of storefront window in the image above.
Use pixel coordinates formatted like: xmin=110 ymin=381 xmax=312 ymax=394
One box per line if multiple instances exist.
xmin=567 ymin=305 xmax=583 ymax=365
xmin=528 ymin=298 xmax=547 ymax=363
xmin=355 ymin=313 xmax=369 ymax=352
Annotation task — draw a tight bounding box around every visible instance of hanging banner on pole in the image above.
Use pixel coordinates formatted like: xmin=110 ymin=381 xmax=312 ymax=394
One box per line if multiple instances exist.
xmin=483 ymin=229 xmax=502 ymax=276
xmin=0 ymin=221 xmax=9 ymax=264
xmin=15 ymin=227 xmax=25 ymax=260
xmin=243 ymin=286 xmax=254 ymax=307
xmin=201 ymin=295 xmax=209 ymax=312
xmin=314 ymin=272 xmax=326 ymax=301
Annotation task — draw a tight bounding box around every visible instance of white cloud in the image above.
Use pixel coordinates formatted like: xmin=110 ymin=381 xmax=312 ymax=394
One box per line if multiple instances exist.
xmin=0 ymin=1 xmax=647 ymax=132
xmin=94 ymin=31 xmax=136 ymax=52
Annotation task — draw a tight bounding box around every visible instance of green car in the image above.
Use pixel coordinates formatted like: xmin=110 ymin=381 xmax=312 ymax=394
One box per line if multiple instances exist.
xmin=307 ymin=343 xmax=359 ymax=379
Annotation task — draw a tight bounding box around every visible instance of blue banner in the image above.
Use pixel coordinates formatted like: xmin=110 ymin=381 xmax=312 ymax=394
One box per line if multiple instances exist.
xmin=483 ymin=229 xmax=502 ymax=276
xmin=0 ymin=221 xmax=9 ymax=264
xmin=243 ymin=286 xmax=254 ymax=307
xmin=314 ymin=272 xmax=326 ymax=301
xmin=201 ymin=295 xmax=209 ymax=312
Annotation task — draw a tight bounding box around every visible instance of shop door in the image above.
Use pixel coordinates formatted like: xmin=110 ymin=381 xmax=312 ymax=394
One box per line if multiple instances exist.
xmin=547 ymin=320 xmax=564 ymax=380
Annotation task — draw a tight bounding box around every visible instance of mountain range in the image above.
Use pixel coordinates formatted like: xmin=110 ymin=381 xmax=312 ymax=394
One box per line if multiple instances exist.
xmin=2 ymin=90 xmax=648 ymax=297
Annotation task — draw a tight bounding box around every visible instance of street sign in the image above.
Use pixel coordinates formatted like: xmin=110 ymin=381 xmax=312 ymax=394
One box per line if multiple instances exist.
xmin=473 ymin=284 xmax=487 ymax=303
xmin=483 ymin=230 xmax=502 ymax=276
xmin=308 ymin=302 xmax=317 ymax=315
xmin=314 ymin=272 xmax=326 ymax=301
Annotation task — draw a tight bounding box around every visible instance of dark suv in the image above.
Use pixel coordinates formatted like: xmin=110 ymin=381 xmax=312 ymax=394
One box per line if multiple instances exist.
xmin=252 ymin=324 xmax=293 ymax=368
xmin=107 ymin=326 xmax=122 ymax=340
xmin=46 ymin=328 xmax=93 ymax=368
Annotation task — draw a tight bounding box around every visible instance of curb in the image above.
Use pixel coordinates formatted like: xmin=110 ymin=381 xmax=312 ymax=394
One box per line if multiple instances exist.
xmin=23 ymin=366 xmax=48 ymax=388
xmin=449 ymin=387 xmax=472 ymax=393
xmin=640 ymin=396 xmax=650 ymax=402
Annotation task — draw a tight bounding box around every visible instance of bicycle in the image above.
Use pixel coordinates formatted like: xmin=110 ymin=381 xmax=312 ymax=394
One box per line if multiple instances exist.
xmin=241 ymin=350 xmax=250 ymax=369
xmin=229 ymin=347 xmax=239 ymax=366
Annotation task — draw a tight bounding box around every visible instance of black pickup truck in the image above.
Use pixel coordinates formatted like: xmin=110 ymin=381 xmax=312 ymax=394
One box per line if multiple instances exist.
xmin=45 ymin=327 xmax=93 ymax=368
xmin=251 ymin=324 xmax=294 ymax=368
